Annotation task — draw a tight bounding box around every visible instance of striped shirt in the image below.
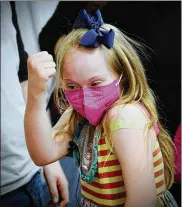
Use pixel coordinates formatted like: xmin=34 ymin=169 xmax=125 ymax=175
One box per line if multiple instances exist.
xmin=81 ymin=104 xmax=166 ymax=206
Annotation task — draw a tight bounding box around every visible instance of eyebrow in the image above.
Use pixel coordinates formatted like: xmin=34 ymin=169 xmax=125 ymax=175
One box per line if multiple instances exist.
xmin=89 ymin=76 xmax=103 ymax=81
xmin=64 ymin=75 xmax=103 ymax=83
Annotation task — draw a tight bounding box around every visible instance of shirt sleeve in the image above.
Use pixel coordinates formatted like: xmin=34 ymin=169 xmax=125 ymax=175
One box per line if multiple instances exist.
xmin=18 ymin=49 xmax=29 ymax=82
xmin=10 ymin=1 xmax=29 ymax=83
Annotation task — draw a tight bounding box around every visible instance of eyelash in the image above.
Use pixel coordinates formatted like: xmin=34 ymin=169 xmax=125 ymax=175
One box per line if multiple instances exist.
xmin=91 ymin=81 xmax=102 ymax=87
xmin=66 ymin=81 xmax=102 ymax=90
xmin=66 ymin=84 xmax=78 ymax=90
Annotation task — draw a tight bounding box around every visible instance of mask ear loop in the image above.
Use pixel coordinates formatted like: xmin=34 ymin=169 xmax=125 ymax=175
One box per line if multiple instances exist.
xmin=115 ymin=73 xmax=123 ymax=86
xmin=115 ymin=73 xmax=124 ymax=97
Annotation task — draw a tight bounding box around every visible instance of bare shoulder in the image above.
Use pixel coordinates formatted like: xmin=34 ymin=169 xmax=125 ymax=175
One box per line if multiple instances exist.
xmin=108 ymin=102 xmax=149 ymax=124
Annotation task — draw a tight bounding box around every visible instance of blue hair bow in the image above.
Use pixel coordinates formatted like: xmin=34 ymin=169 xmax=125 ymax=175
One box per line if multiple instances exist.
xmin=73 ymin=9 xmax=115 ymax=49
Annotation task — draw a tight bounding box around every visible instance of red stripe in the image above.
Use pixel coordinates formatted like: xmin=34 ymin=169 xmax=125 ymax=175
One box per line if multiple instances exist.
xmin=153 ymin=146 xmax=161 ymax=157
xmin=156 ymin=180 xmax=165 ymax=188
xmin=95 ymin=170 xmax=122 ymax=178
xmin=155 ymin=169 xmax=164 ymax=178
xmin=98 ymin=150 xmax=109 ymax=156
xmin=83 ymin=196 xmax=125 ymax=207
xmin=98 ymin=159 xmax=120 ymax=168
xmin=154 ymin=157 xmax=163 ymax=167
xmin=82 ymin=185 xmax=126 ymax=200
xmin=98 ymin=138 xmax=106 ymax=145
xmin=90 ymin=180 xmax=124 ymax=189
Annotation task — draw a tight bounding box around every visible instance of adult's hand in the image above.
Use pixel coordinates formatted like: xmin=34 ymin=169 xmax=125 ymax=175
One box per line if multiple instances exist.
xmin=44 ymin=161 xmax=69 ymax=207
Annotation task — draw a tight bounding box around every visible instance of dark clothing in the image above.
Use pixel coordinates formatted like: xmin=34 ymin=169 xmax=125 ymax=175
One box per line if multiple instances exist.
xmin=10 ymin=1 xmax=28 ymax=83
xmin=0 ymin=170 xmax=50 ymax=207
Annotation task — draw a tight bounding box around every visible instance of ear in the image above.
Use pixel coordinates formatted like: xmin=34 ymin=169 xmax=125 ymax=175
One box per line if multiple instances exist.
xmin=54 ymin=35 xmax=66 ymax=56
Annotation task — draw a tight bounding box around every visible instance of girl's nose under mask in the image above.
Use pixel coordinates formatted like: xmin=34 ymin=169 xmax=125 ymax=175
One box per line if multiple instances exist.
xmin=64 ymin=79 xmax=121 ymax=126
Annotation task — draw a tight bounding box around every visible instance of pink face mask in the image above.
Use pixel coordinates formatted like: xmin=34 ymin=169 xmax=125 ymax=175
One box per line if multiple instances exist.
xmin=64 ymin=79 xmax=121 ymax=126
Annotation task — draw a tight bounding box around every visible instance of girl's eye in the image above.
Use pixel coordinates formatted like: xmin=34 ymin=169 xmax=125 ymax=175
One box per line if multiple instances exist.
xmin=66 ymin=84 xmax=78 ymax=90
xmin=91 ymin=81 xmax=102 ymax=87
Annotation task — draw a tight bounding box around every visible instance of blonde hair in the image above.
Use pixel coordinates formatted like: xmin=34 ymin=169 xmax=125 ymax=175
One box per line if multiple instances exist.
xmin=55 ymin=24 xmax=175 ymax=189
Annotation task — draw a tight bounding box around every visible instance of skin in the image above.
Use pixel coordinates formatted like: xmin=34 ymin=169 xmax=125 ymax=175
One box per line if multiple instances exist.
xmin=25 ymin=48 xmax=157 ymax=207
xmin=62 ymin=48 xmax=118 ymax=91
xmin=21 ymin=80 xmax=68 ymax=206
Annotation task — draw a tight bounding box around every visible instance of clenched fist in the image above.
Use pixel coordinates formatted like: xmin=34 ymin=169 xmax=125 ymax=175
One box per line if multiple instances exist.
xmin=27 ymin=51 xmax=56 ymax=97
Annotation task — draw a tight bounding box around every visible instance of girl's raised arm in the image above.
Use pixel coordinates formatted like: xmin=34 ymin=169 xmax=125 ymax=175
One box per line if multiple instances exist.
xmin=24 ymin=51 xmax=71 ymax=166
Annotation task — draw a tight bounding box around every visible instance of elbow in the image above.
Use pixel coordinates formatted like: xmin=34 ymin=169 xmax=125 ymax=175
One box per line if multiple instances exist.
xmin=33 ymin=159 xmax=48 ymax=167
xmin=29 ymin=151 xmax=54 ymax=166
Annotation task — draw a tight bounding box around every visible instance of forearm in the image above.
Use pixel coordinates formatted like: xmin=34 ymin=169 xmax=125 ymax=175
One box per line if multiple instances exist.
xmin=25 ymin=92 xmax=59 ymax=166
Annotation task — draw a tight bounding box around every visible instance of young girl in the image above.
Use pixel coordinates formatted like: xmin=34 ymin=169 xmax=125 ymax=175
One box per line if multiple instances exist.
xmin=25 ymin=9 xmax=178 ymax=207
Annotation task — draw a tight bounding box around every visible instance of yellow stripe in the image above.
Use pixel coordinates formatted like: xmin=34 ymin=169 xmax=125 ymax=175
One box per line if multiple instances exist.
xmin=153 ymin=152 xmax=162 ymax=162
xmin=99 ymin=144 xmax=109 ymax=151
xmin=154 ymin=162 xmax=164 ymax=173
xmin=153 ymin=141 xmax=159 ymax=152
xmin=81 ymin=180 xmax=125 ymax=194
xmin=156 ymin=184 xmax=166 ymax=195
xmin=110 ymin=119 xmax=141 ymax=131
xmin=98 ymin=165 xmax=121 ymax=173
xmin=153 ymin=140 xmax=159 ymax=149
xmin=153 ymin=143 xmax=159 ymax=153
xmin=98 ymin=154 xmax=118 ymax=162
xmin=93 ymin=176 xmax=123 ymax=183
xmin=150 ymin=129 xmax=158 ymax=151
xmin=155 ymin=174 xmax=165 ymax=183
xmin=101 ymin=137 xmax=115 ymax=153
xmin=82 ymin=191 xmax=126 ymax=206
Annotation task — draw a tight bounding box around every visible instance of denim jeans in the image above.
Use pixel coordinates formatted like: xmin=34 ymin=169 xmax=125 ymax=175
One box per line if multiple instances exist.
xmin=0 ymin=157 xmax=81 ymax=207
xmin=0 ymin=169 xmax=51 ymax=207
xmin=59 ymin=156 xmax=81 ymax=207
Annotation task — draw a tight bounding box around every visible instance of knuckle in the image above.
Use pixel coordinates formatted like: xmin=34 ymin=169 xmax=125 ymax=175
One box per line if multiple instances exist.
xmin=48 ymin=54 xmax=53 ymax=60
xmin=52 ymin=68 xmax=56 ymax=73
xmin=42 ymin=51 xmax=48 ymax=55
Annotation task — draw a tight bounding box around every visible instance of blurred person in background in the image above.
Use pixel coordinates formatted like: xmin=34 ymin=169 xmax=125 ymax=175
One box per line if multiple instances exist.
xmin=0 ymin=2 xmax=69 ymax=206
xmin=170 ymin=123 xmax=181 ymax=206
